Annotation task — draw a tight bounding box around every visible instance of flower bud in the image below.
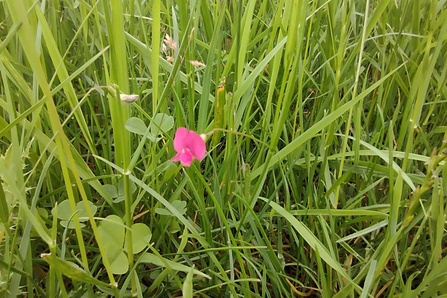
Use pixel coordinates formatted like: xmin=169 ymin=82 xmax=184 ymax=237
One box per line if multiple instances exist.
xmin=120 ymin=94 xmax=139 ymax=104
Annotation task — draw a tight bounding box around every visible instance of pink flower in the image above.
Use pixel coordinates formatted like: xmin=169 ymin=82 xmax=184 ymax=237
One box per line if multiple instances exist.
xmin=171 ymin=128 xmax=206 ymax=167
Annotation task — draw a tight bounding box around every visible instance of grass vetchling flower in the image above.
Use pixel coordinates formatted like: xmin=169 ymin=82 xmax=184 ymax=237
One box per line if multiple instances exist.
xmin=172 ymin=127 xmax=206 ymax=167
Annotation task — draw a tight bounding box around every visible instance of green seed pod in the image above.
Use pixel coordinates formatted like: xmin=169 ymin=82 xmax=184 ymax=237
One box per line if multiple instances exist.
xmin=0 ymin=182 xmax=9 ymax=223
xmin=212 ymin=84 xmax=226 ymax=147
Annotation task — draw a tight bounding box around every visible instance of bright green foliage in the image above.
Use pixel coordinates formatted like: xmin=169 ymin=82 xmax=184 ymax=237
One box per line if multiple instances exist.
xmin=140 ymin=253 xmax=210 ymax=280
xmin=51 ymin=200 xmax=98 ymax=229
xmin=1 ymin=0 xmax=447 ymax=297
xmin=97 ymin=215 xmax=152 ymax=275
xmin=103 ymin=179 xmax=137 ymax=203
xmin=125 ymin=112 xmax=174 ymax=142
xmin=182 ymin=265 xmax=195 ymax=298
xmin=41 ymin=253 xmax=111 ymax=288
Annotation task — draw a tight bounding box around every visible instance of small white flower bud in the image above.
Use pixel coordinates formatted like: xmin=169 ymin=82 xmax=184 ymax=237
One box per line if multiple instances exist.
xmin=120 ymin=94 xmax=139 ymax=103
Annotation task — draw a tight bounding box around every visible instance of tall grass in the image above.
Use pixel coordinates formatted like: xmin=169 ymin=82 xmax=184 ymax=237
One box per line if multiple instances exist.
xmin=1 ymin=0 xmax=446 ymax=297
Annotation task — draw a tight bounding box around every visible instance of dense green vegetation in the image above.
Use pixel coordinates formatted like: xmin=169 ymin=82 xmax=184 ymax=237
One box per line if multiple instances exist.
xmin=1 ymin=0 xmax=447 ymax=297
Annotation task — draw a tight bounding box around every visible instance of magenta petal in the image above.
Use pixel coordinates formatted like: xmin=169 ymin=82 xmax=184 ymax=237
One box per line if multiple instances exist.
xmin=173 ymin=127 xmax=188 ymax=153
xmin=171 ymin=152 xmax=182 ymax=162
xmin=179 ymin=150 xmax=193 ymax=167
xmin=184 ymin=132 xmax=206 ymax=160
xmin=172 ymin=127 xmax=207 ymax=166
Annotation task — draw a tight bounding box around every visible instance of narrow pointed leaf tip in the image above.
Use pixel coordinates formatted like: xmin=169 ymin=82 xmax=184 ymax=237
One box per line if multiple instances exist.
xmin=172 ymin=127 xmax=206 ymax=167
